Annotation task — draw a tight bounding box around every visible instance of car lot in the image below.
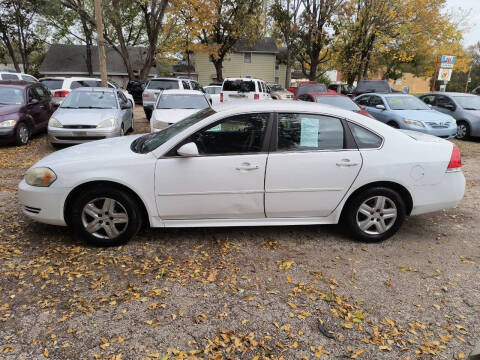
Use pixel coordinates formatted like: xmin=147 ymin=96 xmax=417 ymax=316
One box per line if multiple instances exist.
xmin=0 ymin=105 xmax=479 ymax=359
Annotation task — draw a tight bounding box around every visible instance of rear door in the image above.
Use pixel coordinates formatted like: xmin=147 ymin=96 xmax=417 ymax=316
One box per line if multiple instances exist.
xmin=265 ymin=112 xmax=361 ymax=217
xmin=33 ymin=85 xmax=53 ymax=128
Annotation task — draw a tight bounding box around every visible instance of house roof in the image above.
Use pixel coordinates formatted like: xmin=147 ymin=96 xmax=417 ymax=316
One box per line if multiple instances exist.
xmin=232 ymin=37 xmax=278 ymax=54
xmin=39 ymin=44 xmax=157 ymax=76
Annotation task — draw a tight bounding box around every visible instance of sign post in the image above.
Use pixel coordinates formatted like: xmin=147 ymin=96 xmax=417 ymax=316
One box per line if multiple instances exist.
xmin=432 ymin=55 xmax=455 ymax=92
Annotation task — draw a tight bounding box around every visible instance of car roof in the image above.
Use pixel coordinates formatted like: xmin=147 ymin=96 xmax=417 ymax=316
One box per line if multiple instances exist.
xmin=0 ymin=80 xmax=33 ymax=88
xmin=72 ymin=87 xmax=116 ymax=92
xmin=357 ymin=93 xmax=410 ymax=97
xmin=205 ymin=85 xmax=221 ymax=88
xmin=223 ymin=77 xmax=265 ymax=82
xmin=427 ymin=92 xmax=474 ymax=97
xmin=304 ymin=92 xmax=347 ymax=97
xmin=151 ymin=77 xmax=181 ymax=81
xmin=159 ymin=89 xmax=205 ymax=95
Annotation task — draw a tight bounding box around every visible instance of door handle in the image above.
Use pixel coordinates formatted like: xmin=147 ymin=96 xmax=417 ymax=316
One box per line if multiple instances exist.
xmin=336 ymin=159 xmax=360 ymax=167
xmin=236 ymin=162 xmax=259 ymax=171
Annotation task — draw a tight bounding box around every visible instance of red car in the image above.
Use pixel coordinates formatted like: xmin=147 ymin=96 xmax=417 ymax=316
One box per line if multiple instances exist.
xmin=296 ymin=92 xmax=375 ymax=118
xmin=0 ymin=81 xmax=54 ymax=145
xmin=287 ymin=81 xmax=336 ymax=97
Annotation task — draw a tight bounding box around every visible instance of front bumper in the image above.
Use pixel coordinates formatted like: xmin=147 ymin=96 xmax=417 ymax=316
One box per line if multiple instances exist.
xmin=0 ymin=127 xmax=15 ymax=141
xmin=48 ymin=127 xmax=121 ymax=144
xmin=18 ymin=180 xmax=69 ymax=226
xmin=410 ymin=170 xmax=465 ymax=215
xmin=404 ymin=124 xmax=457 ymax=139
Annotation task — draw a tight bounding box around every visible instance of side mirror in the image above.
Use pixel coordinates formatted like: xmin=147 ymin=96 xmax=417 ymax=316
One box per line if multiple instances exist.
xmin=375 ymin=104 xmax=385 ymax=110
xmin=360 ymin=105 xmax=366 ymax=110
xmin=177 ymin=142 xmax=199 ymax=157
xmin=29 ymin=98 xmax=39 ymax=105
xmin=427 ymin=104 xmax=433 ymax=109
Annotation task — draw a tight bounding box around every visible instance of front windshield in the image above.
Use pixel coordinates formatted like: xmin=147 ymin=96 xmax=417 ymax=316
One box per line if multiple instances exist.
xmin=297 ymin=84 xmax=327 ymax=96
xmin=61 ymin=91 xmax=118 ymax=109
xmin=156 ymin=94 xmax=209 ymax=109
xmin=315 ymin=96 xmax=360 ymax=111
xmin=0 ymin=87 xmax=24 ymax=105
xmin=452 ymin=96 xmax=480 ymax=110
xmin=386 ymin=96 xmax=430 ymax=110
xmin=138 ymin=108 xmax=216 ymax=153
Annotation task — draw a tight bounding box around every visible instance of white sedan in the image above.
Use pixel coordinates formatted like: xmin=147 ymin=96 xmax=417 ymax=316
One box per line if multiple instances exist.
xmin=18 ymin=101 xmax=465 ymax=246
xmin=150 ymin=90 xmax=211 ymax=132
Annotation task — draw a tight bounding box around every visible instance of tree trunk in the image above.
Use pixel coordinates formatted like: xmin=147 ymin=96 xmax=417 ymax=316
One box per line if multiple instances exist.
xmin=0 ymin=29 xmax=20 ymax=72
xmin=285 ymin=48 xmax=292 ymax=88
xmin=212 ymin=58 xmax=223 ymax=82
xmin=80 ymin=17 xmax=93 ymax=76
xmin=309 ymin=56 xmax=318 ymax=81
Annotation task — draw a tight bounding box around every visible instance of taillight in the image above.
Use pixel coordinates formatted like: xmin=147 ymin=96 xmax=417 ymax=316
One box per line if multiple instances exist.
xmin=220 ymin=93 xmax=223 ymax=103
xmin=54 ymin=90 xmax=70 ymax=98
xmin=142 ymin=93 xmax=149 ymax=98
xmin=447 ymin=144 xmax=462 ymax=170
xmin=254 ymin=93 xmax=259 ymax=100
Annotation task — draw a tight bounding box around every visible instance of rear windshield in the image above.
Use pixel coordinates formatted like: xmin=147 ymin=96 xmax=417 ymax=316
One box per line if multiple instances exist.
xmin=205 ymin=87 xmax=221 ymax=95
xmin=147 ymin=80 xmax=180 ymax=90
xmin=61 ymin=91 xmax=117 ymax=109
xmin=297 ymin=84 xmax=327 ymax=96
xmin=315 ymin=96 xmax=360 ymax=111
xmin=40 ymin=79 xmax=64 ymax=90
xmin=222 ymin=80 xmax=256 ymax=92
xmin=157 ymin=94 xmax=209 ymax=109
xmin=0 ymin=86 xmax=24 ymax=105
xmin=70 ymin=80 xmax=102 ymax=89
xmin=356 ymin=81 xmax=390 ymax=93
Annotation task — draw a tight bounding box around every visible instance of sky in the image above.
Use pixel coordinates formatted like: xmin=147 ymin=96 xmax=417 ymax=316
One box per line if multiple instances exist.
xmin=446 ymin=0 xmax=480 ymax=46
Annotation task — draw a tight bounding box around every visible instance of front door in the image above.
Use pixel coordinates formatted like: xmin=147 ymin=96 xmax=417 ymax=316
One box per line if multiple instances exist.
xmin=265 ymin=113 xmax=362 ymax=217
xmin=366 ymin=95 xmax=389 ymax=123
xmin=155 ymin=112 xmax=271 ymax=219
xmin=26 ymin=87 xmax=44 ymax=131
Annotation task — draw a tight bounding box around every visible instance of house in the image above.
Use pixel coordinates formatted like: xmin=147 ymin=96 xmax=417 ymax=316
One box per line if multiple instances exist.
xmin=192 ymin=37 xmax=286 ymax=86
xmin=39 ymin=44 xmax=157 ymax=86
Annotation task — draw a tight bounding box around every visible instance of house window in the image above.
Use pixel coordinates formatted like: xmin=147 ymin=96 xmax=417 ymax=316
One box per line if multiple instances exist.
xmin=275 ymin=77 xmax=279 ymax=84
xmin=244 ymin=52 xmax=252 ymax=64
xmin=275 ymin=64 xmax=279 ymax=70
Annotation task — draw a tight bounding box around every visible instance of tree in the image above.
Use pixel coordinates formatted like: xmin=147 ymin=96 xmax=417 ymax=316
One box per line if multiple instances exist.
xmin=270 ymin=0 xmax=302 ymax=87
xmin=196 ymin=0 xmax=262 ymax=81
xmin=296 ymin=0 xmax=345 ymax=81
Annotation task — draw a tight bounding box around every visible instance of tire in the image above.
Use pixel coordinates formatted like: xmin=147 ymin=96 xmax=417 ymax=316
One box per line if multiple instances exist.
xmin=456 ymin=121 xmax=470 ymax=140
xmin=144 ymin=108 xmax=152 ymax=120
xmin=15 ymin=122 xmax=30 ymax=146
xmin=69 ymin=186 xmax=142 ymax=246
xmin=129 ymin=114 xmax=134 ymax=133
xmin=387 ymin=121 xmax=400 ymax=129
xmin=343 ymin=187 xmax=406 ymax=242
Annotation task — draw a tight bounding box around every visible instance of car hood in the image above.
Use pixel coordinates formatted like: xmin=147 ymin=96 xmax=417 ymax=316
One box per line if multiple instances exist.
xmin=152 ymin=109 xmax=200 ymax=124
xmin=32 ymin=134 xmax=144 ymax=169
xmin=464 ymin=109 xmax=480 ymax=117
xmin=53 ymin=108 xmax=119 ymax=126
xmin=393 ymin=109 xmax=453 ymax=123
xmin=0 ymin=104 xmax=22 ymax=116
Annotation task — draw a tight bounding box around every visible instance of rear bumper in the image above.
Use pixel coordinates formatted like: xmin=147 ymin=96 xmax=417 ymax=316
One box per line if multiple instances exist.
xmin=410 ymin=170 xmax=465 ymax=215
xmin=18 ymin=180 xmax=69 ymax=226
xmin=48 ymin=127 xmax=121 ymax=144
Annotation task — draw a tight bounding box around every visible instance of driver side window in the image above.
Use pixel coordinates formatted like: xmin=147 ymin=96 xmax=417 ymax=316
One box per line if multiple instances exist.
xmin=437 ymin=95 xmax=455 ymax=110
xmin=28 ymin=87 xmax=41 ymax=103
xmin=186 ymin=113 xmax=269 ymax=156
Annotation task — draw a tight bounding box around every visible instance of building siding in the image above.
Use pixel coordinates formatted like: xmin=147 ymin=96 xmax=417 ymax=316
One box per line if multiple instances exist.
xmin=193 ymin=52 xmax=277 ymax=86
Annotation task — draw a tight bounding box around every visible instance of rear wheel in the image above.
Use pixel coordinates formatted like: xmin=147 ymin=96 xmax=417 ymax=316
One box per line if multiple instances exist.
xmin=70 ymin=186 xmax=142 ymax=246
xmin=15 ymin=123 xmax=30 ymax=146
xmin=456 ymin=121 xmax=470 ymax=140
xmin=344 ymin=187 xmax=406 ymax=242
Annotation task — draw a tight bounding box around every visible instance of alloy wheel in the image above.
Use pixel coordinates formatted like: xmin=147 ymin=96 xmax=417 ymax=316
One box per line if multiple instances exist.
xmin=356 ymin=196 xmax=397 ymax=235
xmin=457 ymin=124 xmax=467 ymax=139
xmin=81 ymin=197 xmax=129 ymax=239
xmin=19 ymin=126 xmax=29 ymax=144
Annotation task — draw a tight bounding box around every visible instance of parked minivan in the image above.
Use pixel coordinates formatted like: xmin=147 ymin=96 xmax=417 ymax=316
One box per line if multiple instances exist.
xmin=220 ymin=78 xmax=271 ymax=103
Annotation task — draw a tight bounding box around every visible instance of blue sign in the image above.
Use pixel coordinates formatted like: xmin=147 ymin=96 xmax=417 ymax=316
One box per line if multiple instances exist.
xmin=441 ymin=55 xmax=455 ymax=69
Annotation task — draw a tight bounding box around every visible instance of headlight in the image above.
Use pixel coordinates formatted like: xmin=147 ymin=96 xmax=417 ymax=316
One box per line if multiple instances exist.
xmin=450 ymin=118 xmax=456 ymax=124
xmin=402 ymin=118 xmax=425 ymax=128
xmin=25 ymin=167 xmax=57 ymax=187
xmin=48 ymin=117 xmax=63 ymax=128
xmin=97 ymin=118 xmax=115 ymax=128
xmin=0 ymin=120 xmax=16 ymax=128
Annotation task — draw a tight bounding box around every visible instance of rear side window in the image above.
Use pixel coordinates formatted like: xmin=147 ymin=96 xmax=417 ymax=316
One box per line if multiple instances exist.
xmin=1 ymin=74 xmax=19 ymax=80
xmin=348 ymin=122 xmax=382 ymax=149
xmin=40 ymin=79 xmax=64 ymax=90
xmin=21 ymin=74 xmax=36 ymax=82
xmin=277 ymin=113 xmax=344 ymax=151
xmin=222 ymin=80 xmax=256 ymax=92
xmin=182 ymin=80 xmax=190 ymax=89
xmin=35 ymin=86 xmax=50 ymax=100
xmin=148 ymin=80 xmax=180 ymax=90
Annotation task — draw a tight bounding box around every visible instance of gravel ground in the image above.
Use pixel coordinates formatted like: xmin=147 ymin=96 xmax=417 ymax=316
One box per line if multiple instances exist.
xmin=0 ymin=106 xmax=479 ymax=360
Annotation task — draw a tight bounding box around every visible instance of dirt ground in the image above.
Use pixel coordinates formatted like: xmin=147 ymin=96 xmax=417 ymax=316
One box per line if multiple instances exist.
xmin=0 ymin=106 xmax=479 ymax=360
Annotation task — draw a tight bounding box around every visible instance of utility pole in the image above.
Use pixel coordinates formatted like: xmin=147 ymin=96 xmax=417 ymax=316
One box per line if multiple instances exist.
xmin=94 ymin=0 xmax=108 ymax=87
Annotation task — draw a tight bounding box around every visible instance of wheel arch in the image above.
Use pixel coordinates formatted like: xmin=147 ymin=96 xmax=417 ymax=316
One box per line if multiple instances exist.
xmin=340 ymin=181 xmax=413 ymax=219
xmin=63 ymin=180 xmax=150 ymax=227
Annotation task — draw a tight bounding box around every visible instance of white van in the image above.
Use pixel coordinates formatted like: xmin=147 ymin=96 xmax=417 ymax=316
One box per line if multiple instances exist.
xmin=220 ymin=78 xmax=271 ymax=103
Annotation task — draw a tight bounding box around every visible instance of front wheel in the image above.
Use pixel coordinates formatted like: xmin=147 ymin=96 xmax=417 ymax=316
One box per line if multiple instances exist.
xmin=344 ymin=187 xmax=406 ymax=242
xmin=456 ymin=121 xmax=470 ymax=140
xmin=70 ymin=186 xmax=142 ymax=246
xmin=15 ymin=123 xmax=30 ymax=146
